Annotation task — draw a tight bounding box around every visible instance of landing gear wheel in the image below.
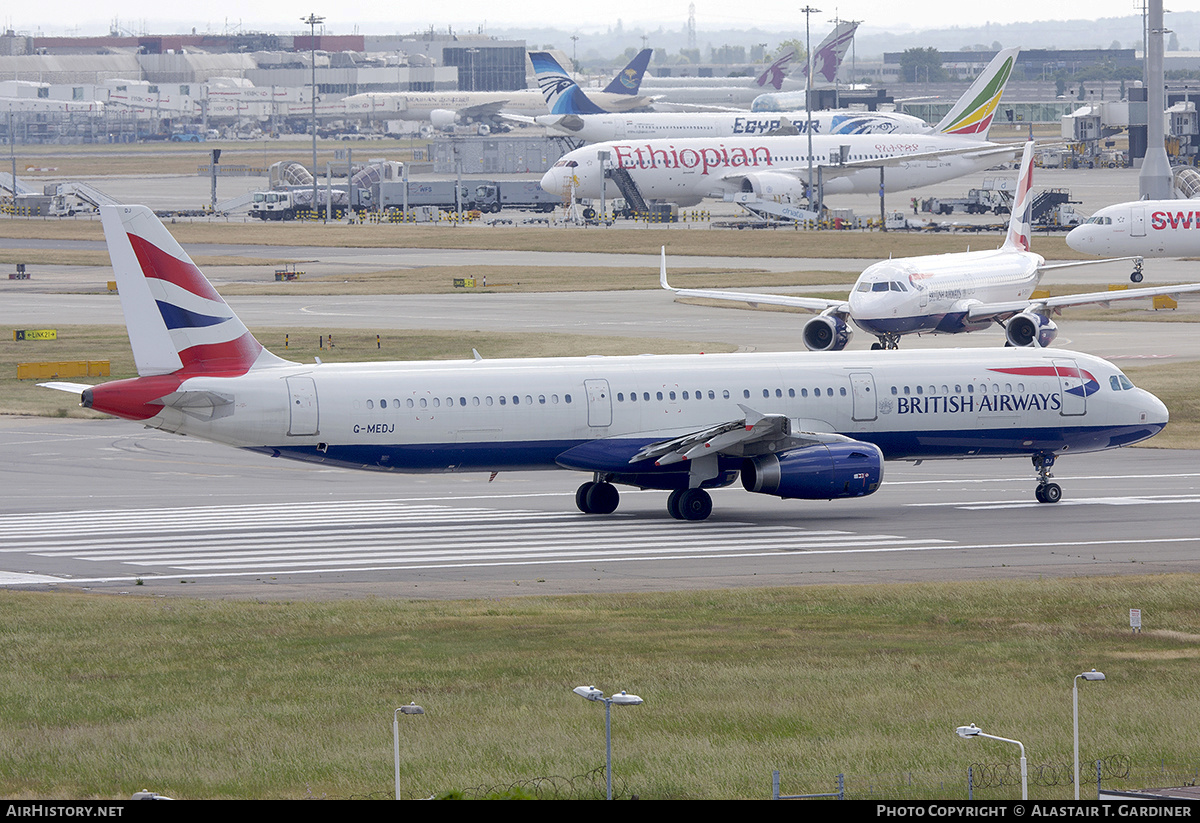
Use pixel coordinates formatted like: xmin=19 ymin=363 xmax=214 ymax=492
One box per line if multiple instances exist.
xmin=666 ymin=489 xmax=685 ymax=520
xmin=1131 ymin=270 xmax=1144 ymax=283
xmin=585 ymin=482 xmax=620 ymax=515
xmin=1036 ymin=482 xmax=1062 ymax=504
xmin=677 ymin=488 xmax=713 ymax=521
xmin=575 ymin=481 xmax=595 ymax=513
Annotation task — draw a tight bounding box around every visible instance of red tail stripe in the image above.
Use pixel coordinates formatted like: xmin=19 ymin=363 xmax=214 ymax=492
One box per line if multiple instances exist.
xmin=128 ymin=232 xmax=225 ymax=303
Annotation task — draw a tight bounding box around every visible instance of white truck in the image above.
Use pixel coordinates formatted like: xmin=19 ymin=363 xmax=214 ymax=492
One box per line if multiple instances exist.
xmin=473 ymin=182 xmax=560 ymax=213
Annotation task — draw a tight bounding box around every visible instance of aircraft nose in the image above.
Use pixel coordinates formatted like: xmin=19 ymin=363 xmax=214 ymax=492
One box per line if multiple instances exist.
xmin=1065 ymin=225 xmax=1089 ymax=252
xmin=540 ymin=167 xmax=560 ymax=194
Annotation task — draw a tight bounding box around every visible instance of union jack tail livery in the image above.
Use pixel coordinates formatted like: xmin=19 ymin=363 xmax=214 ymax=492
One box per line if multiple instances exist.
xmin=801 ymin=21 xmax=859 ymax=85
xmin=101 ymin=205 xmax=287 ymax=377
xmin=1003 ymin=141 xmax=1036 ymax=252
xmin=933 ymin=47 xmax=1019 ymax=138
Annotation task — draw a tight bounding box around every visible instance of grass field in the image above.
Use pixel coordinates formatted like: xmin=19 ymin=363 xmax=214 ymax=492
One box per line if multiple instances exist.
xmin=2 ymin=576 xmax=1198 ymax=800
xmin=0 ymin=215 xmax=1093 ymax=260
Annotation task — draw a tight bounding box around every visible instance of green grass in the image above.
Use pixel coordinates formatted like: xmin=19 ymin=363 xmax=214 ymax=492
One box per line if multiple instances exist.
xmin=2 ymin=576 xmax=1198 ymax=799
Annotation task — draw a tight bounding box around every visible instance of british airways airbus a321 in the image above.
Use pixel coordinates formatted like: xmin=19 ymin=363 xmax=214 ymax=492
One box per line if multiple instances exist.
xmin=662 ymin=143 xmax=1200 ymax=351
xmin=43 ymin=205 xmax=1167 ymax=520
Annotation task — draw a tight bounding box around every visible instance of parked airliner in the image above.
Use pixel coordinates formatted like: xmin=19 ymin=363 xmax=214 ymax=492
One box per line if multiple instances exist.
xmin=525 ymin=49 xmax=1016 ymax=144
xmin=1067 ymin=199 xmax=1200 ymax=259
xmin=662 ymin=143 xmax=1200 ymax=351
xmin=42 ymin=206 xmax=1168 ymax=520
xmin=540 ymin=50 xmax=1021 ymax=207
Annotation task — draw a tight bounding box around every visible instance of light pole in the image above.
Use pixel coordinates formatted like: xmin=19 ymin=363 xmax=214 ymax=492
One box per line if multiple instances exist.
xmin=573 ymin=685 xmax=643 ymax=800
xmin=1074 ymin=669 xmax=1106 ymax=800
xmin=302 ymin=13 xmax=324 ymax=222
xmin=956 ymin=723 xmax=1027 ymax=800
xmin=393 ymin=702 xmax=424 ymax=800
xmin=800 ymin=6 xmax=821 ymax=218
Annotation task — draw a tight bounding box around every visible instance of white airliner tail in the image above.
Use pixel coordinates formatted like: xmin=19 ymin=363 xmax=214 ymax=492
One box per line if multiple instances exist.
xmin=1002 ymin=142 xmax=1036 ymax=252
xmin=100 ymin=205 xmax=289 ymax=377
xmin=932 ymin=47 xmax=1019 ymax=138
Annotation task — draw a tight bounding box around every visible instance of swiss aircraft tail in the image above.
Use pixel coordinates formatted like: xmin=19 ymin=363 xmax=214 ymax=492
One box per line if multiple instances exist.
xmin=932 ymin=47 xmax=1019 ymax=138
xmin=528 ymin=51 xmax=607 ymax=115
xmin=602 ymin=48 xmax=653 ymax=95
xmin=1002 ymin=142 xmax=1036 ymax=252
xmin=100 ymin=204 xmax=287 ymax=377
xmin=802 ymin=21 xmax=859 ymax=85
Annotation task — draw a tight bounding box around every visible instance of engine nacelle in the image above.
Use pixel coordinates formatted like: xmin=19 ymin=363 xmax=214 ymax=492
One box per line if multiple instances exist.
xmin=741 ymin=442 xmax=884 ymax=500
xmin=802 ymin=314 xmax=853 ymax=352
xmin=1005 ymin=312 xmax=1058 ymax=348
xmin=739 ymin=171 xmax=808 ymax=200
xmin=429 ymin=109 xmax=458 ymax=129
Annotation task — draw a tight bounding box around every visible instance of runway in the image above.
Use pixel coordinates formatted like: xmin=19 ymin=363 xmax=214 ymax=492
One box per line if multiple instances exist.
xmin=2 ymin=418 xmax=1197 ymax=598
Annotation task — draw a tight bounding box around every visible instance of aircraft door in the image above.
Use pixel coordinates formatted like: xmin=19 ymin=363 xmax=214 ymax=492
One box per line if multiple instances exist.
xmin=286 ymin=376 xmax=320 ymax=436
xmin=1053 ymin=359 xmax=1087 ymax=417
xmin=583 ymin=378 xmax=613 ymax=427
xmin=1130 ymin=206 xmax=1145 ymax=237
xmin=850 ymin=373 xmax=878 ymax=422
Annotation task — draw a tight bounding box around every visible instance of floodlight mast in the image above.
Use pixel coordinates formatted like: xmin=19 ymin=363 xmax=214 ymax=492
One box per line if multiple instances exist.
xmin=574 ymin=685 xmax=643 ymax=799
xmin=393 ymin=702 xmax=425 ymax=800
xmin=1074 ymin=670 xmax=1106 ymax=800
xmin=955 ymin=723 xmax=1027 ymax=800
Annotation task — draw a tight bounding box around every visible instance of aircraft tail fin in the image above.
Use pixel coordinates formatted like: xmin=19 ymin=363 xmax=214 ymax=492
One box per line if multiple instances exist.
xmin=756 ymin=50 xmax=796 ymax=90
xmin=603 ymin=48 xmax=653 ymax=95
xmin=932 ymin=47 xmax=1019 ymax=138
xmin=100 ymin=205 xmax=287 ymax=377
xmin=528 ymin=51 xmax=608 ymax=115
xmin=1002 ymin=142 xmax=1036 ymax=252
xmin=802 ymin=21 xmax=859 ymax=85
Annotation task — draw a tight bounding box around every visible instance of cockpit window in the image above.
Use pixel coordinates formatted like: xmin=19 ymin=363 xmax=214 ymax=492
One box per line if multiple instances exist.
xmin=1085 ymin=216 xmax=1112 ymax=225
xmin=1109 ymin=374 xmax=1136 ymax=391
xmin=856 ymin=282 xmax=871 ymax=292
xmin=871 ymin=282 xmax=890 ymax=292
xmin=890 ymin=281 xmax=907 ymax=292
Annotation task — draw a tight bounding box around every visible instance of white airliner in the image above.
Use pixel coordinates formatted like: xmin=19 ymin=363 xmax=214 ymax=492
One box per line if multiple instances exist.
xmin=540 ymin=50 xmax=1022 ymax=207
xmin=524 ymin=48 xmax=1017 ymax=145
xmin=341 ymin=50 xmax=654 ymax=133
xmin=1067 ymin=199 xmax=1200 ymax=261
xmin=41 ymin=205 xmax=1167 ymax=520
xmin=662 ymin=143 xmax=1200 ymax=351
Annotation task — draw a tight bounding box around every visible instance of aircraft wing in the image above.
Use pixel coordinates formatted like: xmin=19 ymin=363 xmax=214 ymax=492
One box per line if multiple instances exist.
xmin=455 ymin=100 xmax=510 ymax=120
xmin=721 ymin=143 xmax=1021 ymax=185
xmin=659 ymin=247 xmax=847 ymax=314
xmin=38 ymin=381 xmax=93 ymax=395
xmin=965 ymin=282 xmax=1200 ymax=322
xmin=498 ymin=111 xmax=539 ymax=126
xmin=629 ymin=404 xmax=857 ymax=466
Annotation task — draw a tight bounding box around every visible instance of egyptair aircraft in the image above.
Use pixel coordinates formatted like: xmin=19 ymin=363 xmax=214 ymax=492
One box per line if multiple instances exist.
xmin=524 ymin=48 xmax=1018 ymax=144
xmin=42 ymin=206 xmax=1167 ymax=520
xmin=540 ymin=49 xmax=1022 ymax=206
xmin=1066 ymin=199 xmax=1200 ymax=261
xmin=662 ymin=143 xmax=1200 ymax=351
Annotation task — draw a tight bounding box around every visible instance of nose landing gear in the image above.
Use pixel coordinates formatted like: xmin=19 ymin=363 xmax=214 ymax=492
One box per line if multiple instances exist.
xmin=1032 ymin=453 xmax=1062 ymax=503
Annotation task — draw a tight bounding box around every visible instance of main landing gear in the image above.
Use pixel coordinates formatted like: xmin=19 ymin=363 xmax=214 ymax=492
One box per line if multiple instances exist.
xmin=667 ymin=488 xmax=712 ymax=521
xmin=1032 ymin=453 xmax=1062 ymax=504
xmin=575 ymin=478 xmax=619 ymax=514
xmin=574 ymin=478 xmax=715 ymax=521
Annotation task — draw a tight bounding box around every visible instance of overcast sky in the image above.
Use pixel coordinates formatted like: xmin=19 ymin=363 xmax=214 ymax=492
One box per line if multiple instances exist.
xmin=7 ymin=2 xmax=1148 ymax=38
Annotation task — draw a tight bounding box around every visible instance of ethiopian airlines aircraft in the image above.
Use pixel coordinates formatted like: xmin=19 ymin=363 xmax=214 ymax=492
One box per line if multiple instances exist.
xmin=527 ymin=48 xmax=1016 ymax=144
xmin=662 ymin=143 xmax=1200 ymax=351
xmin=540 ymin=49 xmax=1021 ymax=206
xmin=1066 ymin=199 xmax=1200 ymax=259
xmin=41 ymin=206 xmax=1167 ymax=519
